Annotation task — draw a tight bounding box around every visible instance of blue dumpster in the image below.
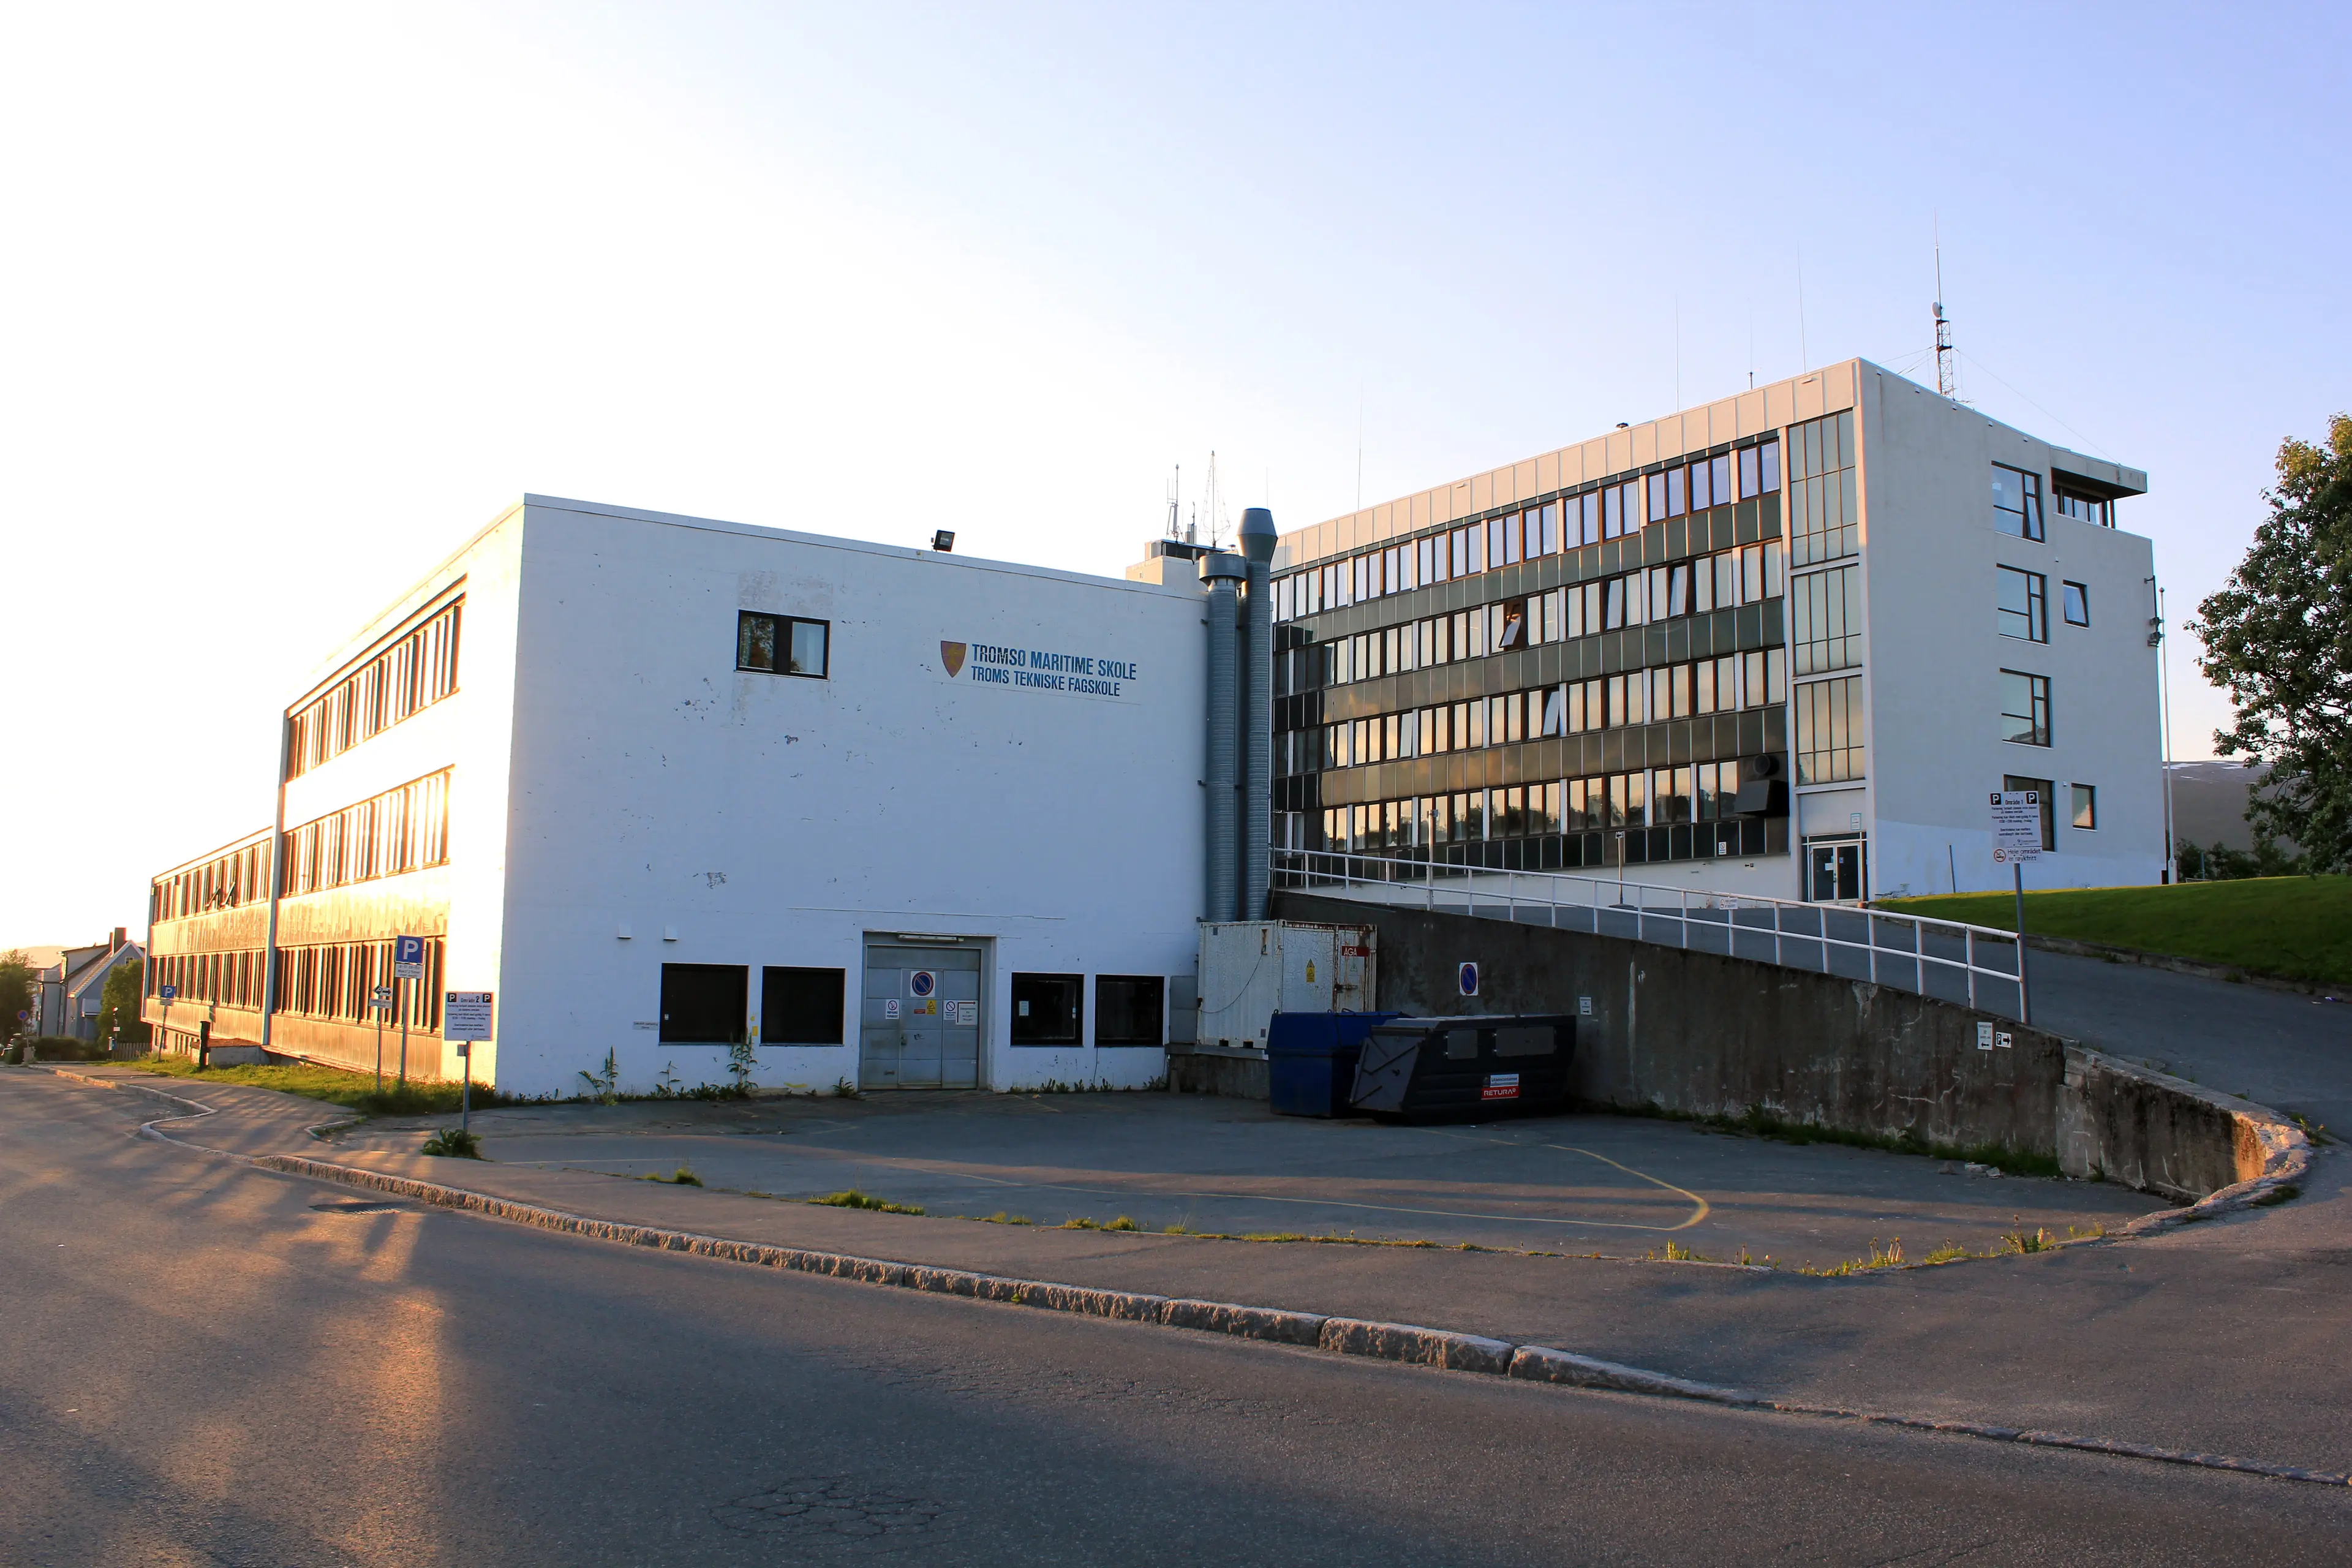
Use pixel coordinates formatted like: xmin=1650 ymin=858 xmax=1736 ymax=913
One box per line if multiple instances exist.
xmin=1267 ymin=1011 xmax=1399 ymax=1117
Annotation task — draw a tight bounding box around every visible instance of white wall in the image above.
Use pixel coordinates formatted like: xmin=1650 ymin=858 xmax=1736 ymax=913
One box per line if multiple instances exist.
xmin=1858 ymin=370 xmax=2164 ymax=897
xmin=491 ymin=497 xmax=1207 ymax=1096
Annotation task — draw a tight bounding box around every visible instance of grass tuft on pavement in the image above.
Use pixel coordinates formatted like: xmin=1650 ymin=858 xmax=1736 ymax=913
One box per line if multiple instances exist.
xmin=1880 ymin=875 xmax=2352 ymax=988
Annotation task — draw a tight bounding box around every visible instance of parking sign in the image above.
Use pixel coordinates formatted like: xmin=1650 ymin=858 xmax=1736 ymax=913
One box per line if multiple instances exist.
xmin=393 ymin=935 xmax=426 ymax=979
xmin=1989 ymin=792 xmax=2041 ymax=862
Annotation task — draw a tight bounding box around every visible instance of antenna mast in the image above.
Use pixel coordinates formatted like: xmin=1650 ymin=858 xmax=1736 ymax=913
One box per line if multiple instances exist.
xmin=1933 ymin=227 xmax=1956 ymax=399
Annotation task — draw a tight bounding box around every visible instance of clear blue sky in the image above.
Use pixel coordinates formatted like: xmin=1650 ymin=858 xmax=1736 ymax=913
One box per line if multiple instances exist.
xmin=4 ymin=2 xmax=2345 ymax=941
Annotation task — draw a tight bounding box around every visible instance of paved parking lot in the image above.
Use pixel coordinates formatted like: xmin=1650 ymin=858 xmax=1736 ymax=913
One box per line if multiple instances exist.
xmin=339 ymin=1090 xmax=2165 ymax=1267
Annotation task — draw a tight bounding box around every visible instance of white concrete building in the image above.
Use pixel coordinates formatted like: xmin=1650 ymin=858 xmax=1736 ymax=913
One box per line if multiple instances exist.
xmin=147 ymin=496 xmax=1208 ymax=1096
xmin=1267 ymin=358 xmax=2160 ymax=902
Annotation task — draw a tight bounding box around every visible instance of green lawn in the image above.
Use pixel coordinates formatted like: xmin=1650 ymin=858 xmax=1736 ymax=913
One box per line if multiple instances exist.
xmin=1879 ymin=876 xmax=2352 ymax=988
xmin=128 ymin=1057 xmax=507 ymax=1116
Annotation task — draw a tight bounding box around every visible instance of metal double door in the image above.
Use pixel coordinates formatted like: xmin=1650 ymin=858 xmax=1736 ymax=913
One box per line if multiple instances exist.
xmin=860 ymin=943 xmax=982 ymax=1089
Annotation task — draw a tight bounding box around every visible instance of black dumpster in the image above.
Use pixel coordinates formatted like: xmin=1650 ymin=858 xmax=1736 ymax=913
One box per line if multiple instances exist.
xmin=1347 ymin=1015 xmax=1575 ymax=1121
xmin=1267 ymin=1011 xmax=1400 ymax=1117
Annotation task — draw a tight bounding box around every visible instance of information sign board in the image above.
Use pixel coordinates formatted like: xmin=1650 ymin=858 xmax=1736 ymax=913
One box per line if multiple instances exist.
xmin=368 ymin=986 xmax=395 ymax=1011
xmin=393 ymin=935 xmax=426 ymax=981
xmin=443 ymin=991 xmax=494 ymax=1041
xmin=1989 ymin=791 xmax=2041 ymax=862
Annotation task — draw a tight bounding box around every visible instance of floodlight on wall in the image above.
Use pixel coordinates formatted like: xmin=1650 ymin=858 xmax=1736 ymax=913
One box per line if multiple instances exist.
xmin=932 ymin=530 xmax=956 ymax=552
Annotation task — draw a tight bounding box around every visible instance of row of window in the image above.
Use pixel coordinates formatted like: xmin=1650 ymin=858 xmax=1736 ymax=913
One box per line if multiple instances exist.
xmin=153 ymin=841 xmax=267 ymax=922
xmin=1302 ymin=649 xmax=1790 ymax=772
xmin=274 ymin=938 xmax=448 ymax=1029
xmin=1319 ymin=760 xmax=1773 ymax=850
xmin=282 ymin=770 xmax=452 ymax=899
xmin=1311 ymin=541 xmax=1784 ymax=688
xmin=1996 ymin=567 xmax=2091 ymax=641
xmin=1278 ymin=439 xmax=1782 ymax=620
xmin=286 ymin=600 xmax=462 ymax=780
xmin=655 ymin=964 xmax=1166 ymax=1047
xmin=148 ymin=938 xmax=448 ymax=1031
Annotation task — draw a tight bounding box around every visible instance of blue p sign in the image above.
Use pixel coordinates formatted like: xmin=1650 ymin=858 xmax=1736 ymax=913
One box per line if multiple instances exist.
xmin=393 ymin=935 xmax=425 ymax=979
xmin=159 ymin=985 xmax=178 ymax=1001
xmin=1458 ymin=962 xmax=1479 ymax=997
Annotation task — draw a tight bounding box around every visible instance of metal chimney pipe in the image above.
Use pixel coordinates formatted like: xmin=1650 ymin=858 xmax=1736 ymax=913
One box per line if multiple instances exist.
xmin=1239 ymin=508 xmax=1278 ymax=919
xmin=1201 ymin=552 xmax=1247 ymax=924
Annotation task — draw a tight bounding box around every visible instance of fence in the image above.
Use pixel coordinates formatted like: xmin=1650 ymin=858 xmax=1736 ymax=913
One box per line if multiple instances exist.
xmin=1272 ymin=848 xmax=2027 ymax=1019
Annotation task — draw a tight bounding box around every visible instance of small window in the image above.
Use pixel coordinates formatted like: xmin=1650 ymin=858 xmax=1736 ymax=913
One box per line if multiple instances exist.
xmin=2006 ymin=774 xmax=2057 ymax=851
xmin=1009 ymin=973 xmax=1082 ymax=1046
xmin=660 ymin=963 xmax=747 ymax=1044
xmin=762 ymin=966 xmax=845 ymax=1044
xmin=2055 ymin=490 xmax=2112 ymax=527
xmin=2062 ymin=581 xmax=2089 ymax=626
xmin=1991 ymin=465 xmax=2045 ymax=541
xmin=737 ymin=611 xmax=829 ymax=677
xmin=1997 ymin=567 xmax=2048 ymax=642
xmin=1095 ymin=976 xmax=1164 ymax=1047
xmin=1999 ymin=671 xmax=2051 ymax=747
xmin=2070 ymin=783 xmax=2097 ymax=831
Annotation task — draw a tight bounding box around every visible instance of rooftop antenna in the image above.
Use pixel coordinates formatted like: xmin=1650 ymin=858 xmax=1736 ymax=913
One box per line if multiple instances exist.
xmin=1933 ymin=218 xmax=1957 ymax=399
xmin=1204 ymin=450 xmax=1225 ymax=549
xmin=1166 ymin=464 xmax=1181 ymax=540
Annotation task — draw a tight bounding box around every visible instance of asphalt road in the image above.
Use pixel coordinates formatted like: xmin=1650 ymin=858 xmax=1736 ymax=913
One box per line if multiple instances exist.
xmin=6 ymin=1074 xmax=2348 ymax=1566
xmin=2030 ymin=949 xmax=2352 ymax=1129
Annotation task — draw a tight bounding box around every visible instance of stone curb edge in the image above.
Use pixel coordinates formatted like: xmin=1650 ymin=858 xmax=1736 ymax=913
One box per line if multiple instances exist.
xmin=32 ymin=1065 xmax=2350 ymax=1488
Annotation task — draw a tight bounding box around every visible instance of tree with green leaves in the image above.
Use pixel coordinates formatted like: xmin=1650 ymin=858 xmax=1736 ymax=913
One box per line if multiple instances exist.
xmin=2194 ymin=414 xmax=2352 ymax=873
xmin=0 ymin=951 xmax=35 ymax=1038
xmin=96 ymin=959 xmax=149 ymax=1048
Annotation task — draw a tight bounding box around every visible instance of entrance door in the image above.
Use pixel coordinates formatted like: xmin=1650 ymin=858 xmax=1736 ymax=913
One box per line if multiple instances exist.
xmin=1806 ymin=839 xmax=1867 ymax=902
xmin=861 ymin=942 xmax=983 ymax=1090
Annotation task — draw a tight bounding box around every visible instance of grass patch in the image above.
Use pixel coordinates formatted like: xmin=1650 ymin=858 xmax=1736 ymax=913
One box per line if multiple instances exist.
xmin=419 ymin=1127 xmax=482 ymax=1159
xmin=127 ymin=1057 xmax=524 ymax=1117
xmin=809 ymin=1189 xmax=925 ymax=1215
xmin=1880 ymin=876 xmax=2352 ymax=988
xmin=643 ymin=1165 xmax=703 ymax=1186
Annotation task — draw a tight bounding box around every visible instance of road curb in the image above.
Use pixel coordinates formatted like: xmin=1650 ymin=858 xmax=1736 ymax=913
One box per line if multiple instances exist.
xmin=31 ymin=1065 xmax=2351 ymax=1488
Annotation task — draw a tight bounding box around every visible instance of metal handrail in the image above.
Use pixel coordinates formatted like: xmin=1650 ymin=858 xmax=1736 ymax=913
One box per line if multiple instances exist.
xmin=1270 ymin=847 xmax=2026 ymax=1019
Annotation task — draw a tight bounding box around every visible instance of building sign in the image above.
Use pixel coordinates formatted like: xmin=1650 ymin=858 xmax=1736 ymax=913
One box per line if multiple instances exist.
xmin=941 ymin=639 xmax=1139 ymax=699
xmin=1989 ymin=791 xmax=2041 ymax=862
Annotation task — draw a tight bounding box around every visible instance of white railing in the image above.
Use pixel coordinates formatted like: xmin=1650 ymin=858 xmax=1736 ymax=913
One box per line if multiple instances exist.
xmin=1272 ymin=848 xmax=2026 ymax=1019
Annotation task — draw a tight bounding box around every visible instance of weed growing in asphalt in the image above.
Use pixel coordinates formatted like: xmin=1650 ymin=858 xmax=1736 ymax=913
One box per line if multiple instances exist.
xmin=420 ymin=1127 xmax=483 ymax=1159
xmin=2000 ymin=1219 xmax=2056 ymax=1254
xmin=979 ymin=1212 xmax=1034 ymax=1226
xmin=1104 ymin=1216 xmax=1138 ymax=1231
xmin=809 ymin=1189 xmax=924 ymax=1215
xmin=2253 ymin=1184 xmax=2301 ymax=1206
xmin=579 ymin=1050 xmax=620 ymax=1104
xmin=833 ymin=1077 xmax=862 ymax=1099
xmin=642 ymin=1165 xmax=703 ymax=1186
xmin=727 ymin=1038 xmax=756 ymax=1095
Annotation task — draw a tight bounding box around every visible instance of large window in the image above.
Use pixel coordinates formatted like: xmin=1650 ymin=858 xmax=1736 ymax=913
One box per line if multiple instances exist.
xmin=1010 ymin=973 xmax=1082 ymax=1046
xmin=660 ymin=963 xmax=747 ymax=1044
xmin=2000 ymin=671 xmax=2051 ymax=747
xmin=282 ymin=770 xmax=452 ymax=897
xmin=1997 ymin=567 xmax=2048 ymax=642
xmin=1790 ymin=565 xmax=1861 ymax=674
xmin=1095 ymin=976 xmax=1165 ymax=1047
xmin=2005 ymin=774 xmax=2057 ymax=851
xmin=1789 ymin=410 xmax=1858 ymax=565
xmin=737 ymin=612 xmax=829 ymax=678
xmin=1794 ymin=675 xmax=1865 ymax=784
xmin=761 ymin=966 xmax=844 ymax=1044
xmin=1992 ymin=466 xmax=2044 ymax=541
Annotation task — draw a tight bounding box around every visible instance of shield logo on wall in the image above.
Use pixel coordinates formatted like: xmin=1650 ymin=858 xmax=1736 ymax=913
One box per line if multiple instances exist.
xmin=940 ymin=641 xmax=967 ymax=677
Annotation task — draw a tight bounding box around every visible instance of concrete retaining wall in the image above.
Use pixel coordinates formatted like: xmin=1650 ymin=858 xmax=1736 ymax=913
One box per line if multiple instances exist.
xmin=1270 ymin=891 xmax=2301 ymax=1203
xmin=1165 ymin=1046 xmax=1268 ymax=1100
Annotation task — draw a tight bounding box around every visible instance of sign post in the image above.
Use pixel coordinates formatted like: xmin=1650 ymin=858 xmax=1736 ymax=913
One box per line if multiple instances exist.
xmin=1989 ymin=791 xmax=2042 ymax=1024
xmin=368 ymin=985 xmax=396 ymax=1091
xmin=393 ymin=937 xmax=425 ymax=1087
xmin=443 ymin=990 xmax=494 ymax=1137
